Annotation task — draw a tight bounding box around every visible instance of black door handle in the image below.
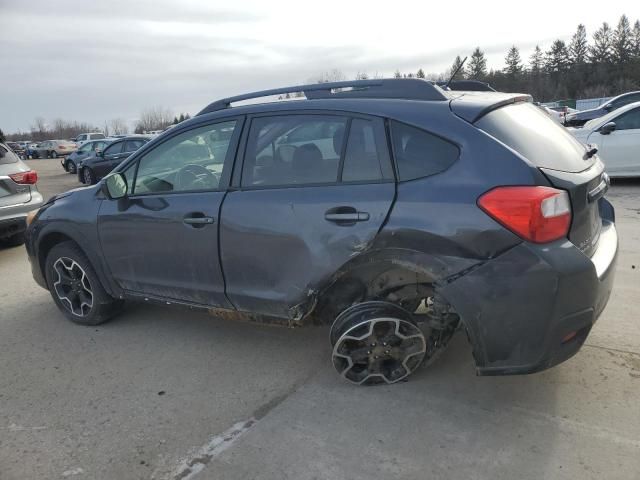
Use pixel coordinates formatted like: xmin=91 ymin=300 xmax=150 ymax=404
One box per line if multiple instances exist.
xmin=183 ymin=215 xmax=215 ymax=227
xmin=325 ymin=207 xmax=369 ymax=225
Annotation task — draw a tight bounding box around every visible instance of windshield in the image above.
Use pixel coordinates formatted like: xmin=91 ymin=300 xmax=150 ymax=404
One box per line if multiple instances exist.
xmin=477 ymin=102 xmax=592 ymax=173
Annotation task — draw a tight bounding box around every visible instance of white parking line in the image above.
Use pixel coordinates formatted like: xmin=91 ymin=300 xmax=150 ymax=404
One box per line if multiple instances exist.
xmin=171 ymin=418 xmax=257 ymax=480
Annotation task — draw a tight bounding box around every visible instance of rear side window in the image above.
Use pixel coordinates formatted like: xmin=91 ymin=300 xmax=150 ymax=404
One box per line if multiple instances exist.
xmin=477 ymin=102 xmax=591 ymax=173
xmin=0 ymin=145 xmax=19 ymax=164
xmin=242 ymin=115 xmax=346 ymax=187
xmin=91 ymin=133 xmax=106 ymax=140
xmin=390 ymin=121 xmax=459 ymax=181
xmin=611 ymin=93 xmax=640 ymax=108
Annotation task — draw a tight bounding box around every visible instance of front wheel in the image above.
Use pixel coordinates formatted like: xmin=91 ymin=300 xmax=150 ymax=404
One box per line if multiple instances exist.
xmin=45 ymin=241 xmax=122 ymax=325
xmin=67 ymin=160 xmax=76 ymax=174
xmin=83 ymin=167 xmax=96 ymax=185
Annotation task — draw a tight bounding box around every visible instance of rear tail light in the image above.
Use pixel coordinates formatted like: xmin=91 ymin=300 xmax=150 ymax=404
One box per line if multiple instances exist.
xmin=478 ymin=186 xmax=571 ymax=243
xmin=9 ymin=170 xmax=38 ymax=185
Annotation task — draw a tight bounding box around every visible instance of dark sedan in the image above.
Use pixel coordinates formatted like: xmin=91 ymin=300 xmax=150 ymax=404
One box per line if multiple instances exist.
xmin=62 ymin=139 xmax=112 ymax=174
xmin=78 ymin=136 xmax=149 ymax=184
xmin=565 ymin=91 xmax=640 ymax=127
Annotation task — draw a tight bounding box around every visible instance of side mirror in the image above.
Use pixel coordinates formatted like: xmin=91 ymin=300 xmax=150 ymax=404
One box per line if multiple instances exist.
xmin=102 ymin=173 xmax=128 ymax=200
xmin=603 ymin=104 xmax=613 ymax=112
xmin=599 ymin=122 xmax=616 ymax=135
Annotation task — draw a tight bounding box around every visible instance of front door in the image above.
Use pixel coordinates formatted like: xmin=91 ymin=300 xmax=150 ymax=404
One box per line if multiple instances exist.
xmin=95 ymin=141 xmax=125 ymax=178
xmin=220 ymin=113 xmax=396 ymax=318
xmin=597 ymin=106 xmax=640 ymax=176
xmin=97 ymin=118 xmax=243 ymax=306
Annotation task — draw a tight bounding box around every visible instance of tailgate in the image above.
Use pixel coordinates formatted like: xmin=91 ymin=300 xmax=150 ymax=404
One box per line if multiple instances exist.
xmin=540 ymin=161 xmax=607 ymax=258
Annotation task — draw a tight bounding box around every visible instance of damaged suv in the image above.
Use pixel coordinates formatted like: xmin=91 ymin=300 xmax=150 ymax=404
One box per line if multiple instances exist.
xmin=25 ymin=79 xmax=617 ymax=384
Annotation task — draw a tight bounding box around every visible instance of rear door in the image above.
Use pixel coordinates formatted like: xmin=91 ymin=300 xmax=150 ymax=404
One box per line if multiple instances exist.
xmin=597 ymin=106 xmax=640 ymax=176
xmin=220 ymin=112 xmax=395 ymax=318
xmin=97 ymin=118 xmax=242 ymax=306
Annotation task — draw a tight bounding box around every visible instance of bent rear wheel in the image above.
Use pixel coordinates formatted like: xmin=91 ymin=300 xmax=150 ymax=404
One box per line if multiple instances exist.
xmin=330 ymin=302 xmax=427 ymax=385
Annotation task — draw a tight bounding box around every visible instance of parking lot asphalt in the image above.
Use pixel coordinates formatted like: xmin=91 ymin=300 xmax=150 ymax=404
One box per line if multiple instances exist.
xmin=1 ymin=159 xmax=639 ymax=479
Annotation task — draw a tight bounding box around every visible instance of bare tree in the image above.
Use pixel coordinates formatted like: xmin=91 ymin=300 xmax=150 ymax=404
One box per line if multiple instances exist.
xmin=135 ymin=107 xmax=174 ymax=133
xmin=109 ymin=118 xmax=129 ymax=135
xmin=309 ymin=69 xmax=346 ymax=84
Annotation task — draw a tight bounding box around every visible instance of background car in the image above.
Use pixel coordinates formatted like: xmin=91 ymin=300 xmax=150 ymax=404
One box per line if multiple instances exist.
xmin=569 ymin=101 xmax=640 ymax=177
xmin=78 ymin=136 xmax=149 ymax=184
xmin=72 ymin=132 xmax=106 ymax=146
xmin=6 ymin=142 xmax=25 ymax=158
xmin=565 ymin=91 xmax=640 ymax=127
xmin=0 ymin=143 xmax=43 ymax=246
xmin=62 ymin=138 xmax=112 ymax=174
xmin=32 ymin=140 xmax=78 ymax=159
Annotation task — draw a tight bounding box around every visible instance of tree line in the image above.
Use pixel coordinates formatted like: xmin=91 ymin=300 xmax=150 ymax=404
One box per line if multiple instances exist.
xmin=396 ymin=14 xmax=640 ymax=102
xmin=4 ymin=108 xmax=191 ymax=142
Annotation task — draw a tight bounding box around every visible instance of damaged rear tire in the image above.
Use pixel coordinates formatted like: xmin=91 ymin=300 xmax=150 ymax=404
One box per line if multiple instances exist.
xmin=330 ymin=302 xmax=427 ymax=385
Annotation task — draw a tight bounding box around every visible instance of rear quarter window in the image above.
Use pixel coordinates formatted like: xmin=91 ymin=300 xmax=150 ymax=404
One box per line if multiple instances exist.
xmin=390 ymin=121 xmax=459 ymax=181
xmin=476 ymin=102 xmax=591 ymax=173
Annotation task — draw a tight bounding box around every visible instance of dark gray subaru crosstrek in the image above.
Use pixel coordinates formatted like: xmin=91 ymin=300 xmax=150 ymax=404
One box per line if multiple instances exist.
xmin=25 ymin=79 xmax=617 ymax=385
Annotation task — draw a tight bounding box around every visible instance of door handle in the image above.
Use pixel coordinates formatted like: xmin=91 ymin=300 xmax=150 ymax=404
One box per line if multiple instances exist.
xmin=183 ymin=215 xmax=215 ymax=227
xmin=325 ymin=207 xmax=369 ymax=225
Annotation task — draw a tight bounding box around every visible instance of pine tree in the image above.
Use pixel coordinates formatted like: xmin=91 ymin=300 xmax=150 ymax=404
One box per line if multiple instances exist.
xmin=612 ymin=14 xmax=633 ymax=63
xmin=633 ymin=20 xmax=640 ymax=57
xmin=466 ymin=48 xmax=487 ymax=79
xmin=416 ymin=68 xmax=425 ymax=78
xmin=393 ymin=70 xmax=402 ymax=78
xmin=569 ymin=24 xmax=588 ymax=64
xmin=529 ymin=45 xmax=543 ymax=73
xmin=545 ymin=40 xmax=570 ymax=73
xmin=504 ymin=46 xmax=523 ymax=76
xmin=179 ymin=113 xmax=185 ymax=122
xmin=0 ymin=129 xmax=5 ymax=143
xmin=448 ymin=55 xmax=466 ymax=79
xmin=590 ymin=22 xmax=613 ymax=63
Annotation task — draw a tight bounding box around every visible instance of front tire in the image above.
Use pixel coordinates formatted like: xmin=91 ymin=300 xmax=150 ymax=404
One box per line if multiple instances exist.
xmin=67 ymin=160 xmax=76 ymax=174
xmin=83 ymin=167 xmax=96 ymax=185
xmin=45 ymin=241 xmax=121 ymax=325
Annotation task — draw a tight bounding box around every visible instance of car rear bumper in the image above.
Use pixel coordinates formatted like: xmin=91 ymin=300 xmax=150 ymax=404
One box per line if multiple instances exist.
xmin=440 ymin=215 xmax=618 ymax=376
xmin=0 ymin=190 xmax=43 ymax=239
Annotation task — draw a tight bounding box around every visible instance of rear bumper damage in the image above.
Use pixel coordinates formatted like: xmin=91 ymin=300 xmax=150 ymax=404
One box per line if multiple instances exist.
xmin=440 ymin=218 xmax=618 ymax=376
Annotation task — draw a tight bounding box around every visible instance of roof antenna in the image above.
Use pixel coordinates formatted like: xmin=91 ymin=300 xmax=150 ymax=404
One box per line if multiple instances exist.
xmin=445 ymin=56 xmax=468 ymax=90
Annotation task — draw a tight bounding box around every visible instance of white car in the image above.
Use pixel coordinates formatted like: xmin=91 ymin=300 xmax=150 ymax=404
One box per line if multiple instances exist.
xmin=73 ymin=132 xmax=107 ymax=146
xmin=569 ymin=101 xmax=640 ymax=177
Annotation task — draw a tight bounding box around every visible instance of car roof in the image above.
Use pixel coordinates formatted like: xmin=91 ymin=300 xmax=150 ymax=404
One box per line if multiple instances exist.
xmin=184 ymin=79 xmax=528 ymax=130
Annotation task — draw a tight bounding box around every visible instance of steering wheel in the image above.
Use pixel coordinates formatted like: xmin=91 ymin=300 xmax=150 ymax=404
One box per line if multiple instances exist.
xmin=175 ymin=164 xmax=218 ymax=190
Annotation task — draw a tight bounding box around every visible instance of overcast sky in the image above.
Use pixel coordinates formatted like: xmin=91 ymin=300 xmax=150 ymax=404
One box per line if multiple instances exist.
xmin=1 ymin=0 xmax=637 ymax=133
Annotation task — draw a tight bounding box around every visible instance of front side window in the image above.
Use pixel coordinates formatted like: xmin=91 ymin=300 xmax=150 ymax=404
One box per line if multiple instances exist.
xmin=390 ymin=121 xmax=460 ymax=181
xmin=124 ymin=139 xmax=146 ymax=153
xmin=78 ymin=135 xmax=87 ymax=141
xmin=104 ymin=142 xmax=123 ymax=156
xmin=133 ymin=120 xmax=237 ymax=194
xmin=613 ymin=108 xmax=640 ymax=130
xmin=242 ymin=115 xmax=346 ymax=187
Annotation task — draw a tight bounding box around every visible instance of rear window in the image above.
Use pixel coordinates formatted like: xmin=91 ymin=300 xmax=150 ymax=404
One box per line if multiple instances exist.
xmin=0 ymin=145 xmax=19 ymax=164
xmin=476 ymin=102 xmax=591 ymax=173
xmin=91 ymin=133 xmax=106 ymax=139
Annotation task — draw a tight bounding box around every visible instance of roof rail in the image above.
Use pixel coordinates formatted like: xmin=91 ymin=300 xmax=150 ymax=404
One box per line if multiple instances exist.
xmin=197 ymin=78 xmax=448 ymax=115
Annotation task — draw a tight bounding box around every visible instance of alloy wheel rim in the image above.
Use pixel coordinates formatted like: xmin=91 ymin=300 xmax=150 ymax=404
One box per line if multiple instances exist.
xmin=53 ymin=257 xmax=93 ymax=317
xmin=332 ymin=317 xmax=426 ymax=385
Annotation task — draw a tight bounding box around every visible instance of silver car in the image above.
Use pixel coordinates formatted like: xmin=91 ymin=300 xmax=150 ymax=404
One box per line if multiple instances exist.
xmin=33 ymin=140 xmax=78 ymax=159
xmin=0 ymin=143 xmax=44 ymax=246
